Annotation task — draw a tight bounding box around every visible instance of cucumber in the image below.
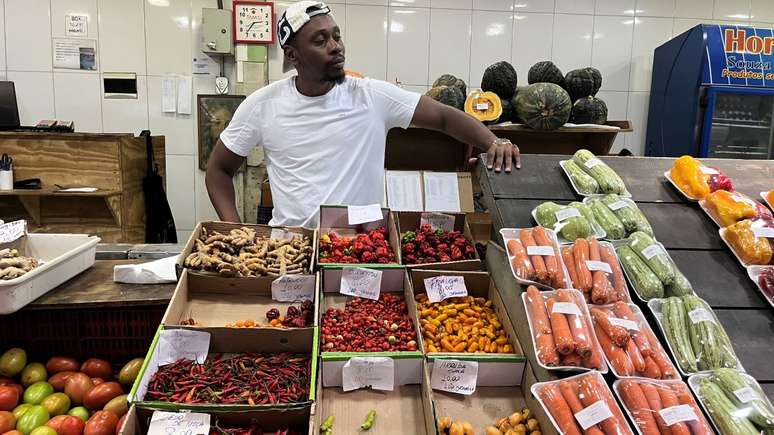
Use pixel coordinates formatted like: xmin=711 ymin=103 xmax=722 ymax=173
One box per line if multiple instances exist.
xmin=588 ymin=199 xmax=626 ymax=240
xmin=535 ymin=202 xmax=592 ymax=241
xmin=535 ymin=201 xmax=562 ymax=228
xmin=711 ymin=368 xmax=774 ymax=429
xmin=661 ymin=297 xmax=698 ymax=372
xmin=600 ymin=194 xmax=654 ymax=236
xmin=699 ymin=379 xmax=760 ymax=435
xmin=572 ymin=149 xmax=627 ymax=195
xmin=563 ymin=159 xmax=599 ymax=194
xmin=569 ymin=201 xmax=597 ymax=230
xmin=666 ymin=268 xmax=694 ymax=297
xmin=682 ymin=295 xmax=738 ymax=371
xmin=627 ymin=231 xmax=675 ymax=286
xmin=616 ymin=245 xmax=664 ymax=300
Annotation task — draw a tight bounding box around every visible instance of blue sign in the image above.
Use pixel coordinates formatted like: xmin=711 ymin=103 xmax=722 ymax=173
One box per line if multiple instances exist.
xmin=702 ymin=24 xmax=774 ymax=87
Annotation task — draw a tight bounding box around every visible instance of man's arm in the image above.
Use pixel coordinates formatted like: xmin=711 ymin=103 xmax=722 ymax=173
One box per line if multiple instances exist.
xmin=205 ymin=139 xmax=244 ymax=222
xmin=410 ymin=95 xmax=521 ymax=171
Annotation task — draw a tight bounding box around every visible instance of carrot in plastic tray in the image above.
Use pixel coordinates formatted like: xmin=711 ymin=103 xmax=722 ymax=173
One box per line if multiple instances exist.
xmin=526 ymin=285 xmax=560 ymax=367
xmin=503 ymin=227 xmax=570 ymax=289
xmin=614 ymin=379 xmax=713 ymax=435
xmin=535 ymin=226 xmax=569 ymax=288
xmin=566 ymin=238 xmax=630 ymax=305
xmin=533 ymin=371 xmax=633 ymax=435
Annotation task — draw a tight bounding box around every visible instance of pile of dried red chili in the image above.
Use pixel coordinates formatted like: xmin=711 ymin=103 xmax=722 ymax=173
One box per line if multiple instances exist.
xmin=146 ymin=353 xmax=310 ymax=405
xmin=210 ymin=425 xmax=297 ymax=435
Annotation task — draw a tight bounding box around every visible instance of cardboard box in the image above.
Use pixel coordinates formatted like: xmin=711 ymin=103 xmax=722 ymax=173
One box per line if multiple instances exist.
xmin=176 ymin=221 xmax=317 ymax=281
xmin=384 ymin=170 xmax=475 ymax=213
xmin=317 ymin=205 xmax=402 ymax=267
xmin=408 ymin=270 xmax=526 ymax=386
xmin=394 ymin=211 xmax=482 ymax=271
xmin=121 ymin=404 xmax=313 ymax=435
xmin=129 ymin=325 xmax=318 ymax=411
xmin=162 ymin=269 xmax=319 ymax=330
xmin=319 ymin=266 xmax=424 ymax=387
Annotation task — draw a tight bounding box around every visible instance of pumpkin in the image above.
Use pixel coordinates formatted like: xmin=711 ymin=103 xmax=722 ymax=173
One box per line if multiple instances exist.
xmin=481 ymin=61 xmax=518 ymax=100
xmin=570 ymin=96 xmax=608 ymax=125
xmin=509 ymin=87 xmax=525 ymax=123
xmin=514 ymin=83 xmax=572 ymax=130
xmin=465 ymin=91 xmax=503 ymax=122
xmin=564 ymin=68 xmax=596 ymax=101
xmin=432 ymin=74 xmax=467 ymax=97
xmin=586 ymin=67 xmax=602 ymax=95
xmin=528 ymin=61 xmax=564 ymax=87
xmin=426 ymin=85 xmax=465 ymax=110
xmin=490 ymin=99 xmax=512 ymax=125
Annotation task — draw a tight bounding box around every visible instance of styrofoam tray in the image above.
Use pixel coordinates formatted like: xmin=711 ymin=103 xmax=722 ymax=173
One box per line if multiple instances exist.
xmin=530 ymin=205 xmax=606 ymax=244
xmin=699 ymin=193 xmax=766 ymax=229
xmin=762 ymin=191 xmax=773 ymax=211
xmin=0 ymin=233 xmax=100 ymax=314
xmin=718 ymin=227 xmax=774 ymax=268
xmin=560 ymin=160 xmax=631 ymax=198
xmin=663 ymin=171 xmax=702 ymax=202
xmin=688 ymin=371 xmax=773 ymax=435
xmin=747 ymin=265 xmax=774 ymax=308
xmin=500 ymin=227 xmax=572 ymax=290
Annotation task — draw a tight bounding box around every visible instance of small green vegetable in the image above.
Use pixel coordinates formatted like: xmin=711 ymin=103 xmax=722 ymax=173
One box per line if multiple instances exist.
xmin=616 ymin=245 xmax=663 ymax=300
xmin=320 ymin=415 xmax=334 ymax=434
xmin=711 ymin=368 xmax=774 ymax=429
xmin=588 ymin=198 xmax=626 ymax=240
xmin=572 ymin=149 xmax=627 ymax=194
xmin=360 ymin=410 xmax=376 ymax=431
xmin=699 ymin=379 xmax=759 ymax=435
xmin=562 ymin=159 xmax=599 ymax=194
xmin=661 ymin=297 xmax=698 ymax=373
xmin=627 ymin=231 xmax=675 ymax=286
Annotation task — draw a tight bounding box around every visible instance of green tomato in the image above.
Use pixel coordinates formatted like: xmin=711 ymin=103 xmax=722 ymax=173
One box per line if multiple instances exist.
xmin=67 ymin=406 xmax=90 ymax=421
xmin=15 ymin=405 xmax=49 ymax=435
xmin=30 ymin=427 xmax=57 ymax=435
xmin=40 ymin=392 xmax=70 ymax=416
xmin=23 ymin=382 xmax=54 ymax=405
xmin=0 ymin=348 xmax=27 ymax=377
xmin=12 ymin=403 xmax=32 ymax=420
xmin=20 ymin=363 xmax=47 ymax=387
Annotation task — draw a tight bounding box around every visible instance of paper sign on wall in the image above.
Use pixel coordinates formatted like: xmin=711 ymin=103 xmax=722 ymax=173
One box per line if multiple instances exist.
xmin=342 ymin=357 xmax=394 ymax=392
xmin=147 ymin=411 xmax=210 ymax=435
xmin=53 ymin=38 xmax=97 ymax=71
xmin=340 ymin=267 xmax=382 ymax=300
xmin=424 ymin=276 xmax=467 ymax=303
xmin=66 ymin=14 xmax=88 ymax=36
xmin=430 ymin=359 xmax=478 ymax=395
xmin=177 ymin=76 xmax=193 ymax=115
xmin=347 ymin=204 xmax=383 ymax=225
xmin=161 ymin=76 xmax=176 ymax=113
xmin=423 ymin=172 xmax=460 ymax=212
xmin=271 ymin=275 xmax=315 ymax=302
xmin=157 ymin=329 xmax=210 ymax=366
xmin=386 ymin=171 xmax=423 ymax=211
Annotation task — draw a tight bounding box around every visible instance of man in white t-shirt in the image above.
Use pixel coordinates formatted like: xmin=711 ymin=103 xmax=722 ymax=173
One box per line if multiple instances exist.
xmin=207 ymin=1 xmax=521 ymax=228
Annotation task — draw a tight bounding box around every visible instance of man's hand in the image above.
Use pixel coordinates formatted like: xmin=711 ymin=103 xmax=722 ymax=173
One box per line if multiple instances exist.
xmin=486 ymin=138 xmax=521 ymax=172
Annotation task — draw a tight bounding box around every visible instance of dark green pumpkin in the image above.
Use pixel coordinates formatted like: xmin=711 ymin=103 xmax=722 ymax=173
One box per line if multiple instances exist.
xmin=515 ymin=83 xmax=572 ymax=130
xmin=510 ymin=87 xmax=525 ymax=123
xmin=570 ymin=96 xmax=608 ymax=125
xmin=585 ymin=67 xmax=602 ymax=95
xmin=432 ymin=74 xmax=467 ymax=97
xmin=528 ymin=61 xmax=564 ymax=87
xmin=426 ymin=85 xmax=465 ymax=110
xmin=564 ymin=68 xmax=596 ymax=101
xmin=492 ymin=99 xmax=512 ymax=124
xmin=481 ymin=61 xmax=518 ymax=100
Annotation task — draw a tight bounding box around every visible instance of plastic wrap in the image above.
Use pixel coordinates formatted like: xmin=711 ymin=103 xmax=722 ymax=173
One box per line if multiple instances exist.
xmin=560 ymin=158 xmax=632 ymax=198
xmin=720 ymin=219 xmax=774 ymax=266
xmin=648 ymin=296 xmax=742 ymax=376
xmin=522 ymin=287 xmax=607 ymax=372
xmin=532 ymin=201 xmax=606 ymax=243
xmin=617 ymin=233 xmax=693 ymax=301
xmin=532 ymin=371 xmax=633 ymax=435
xmin=591 ymin=302 xmax=678 ymax=379
xmin=561 ymin=238 xmax=630 ymax=305
xmin=700 ymin=190 xmax=772 ymax=228
xmin=762 ymin=190 xmax=774 ymax=211
xmin=614 ymin=378 xmax=713 ymax=435
xmin=502 ymin=227 xmax=570 ymax=289
xmin=593 ymin=195 xmax=654 ymax=238
xmin=689 ymin=369 xmax=774 ymax=435
xmin=747 ymin=266 xmax=774 ymax=307
xmin=666 ymin=155 xmax=733 ymax=201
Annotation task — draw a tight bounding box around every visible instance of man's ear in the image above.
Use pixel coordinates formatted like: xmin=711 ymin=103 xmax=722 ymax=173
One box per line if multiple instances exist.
xmin=284 ymin=46 xmax=298 ymax=66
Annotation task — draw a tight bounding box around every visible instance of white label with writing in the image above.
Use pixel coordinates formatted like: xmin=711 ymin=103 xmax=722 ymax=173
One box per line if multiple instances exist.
xmin=734 ymin=386 xmax=760 ymax=403
xmin=753 ymin=227 xmax=774 ymax=238
xmin=699 ymin=166 xmax=719 ymax=175
xmin=430 ymin=359 xmax=478 ymax=395
xmin=269 ymin=228 xmax=295 ymax=241
xmin=0 ymin=220 xmax=26 ymax=244
xmin=148 ymin=411 xmax=210 ymax=435
xmin=607 ymin=200 xmax=629 ymax=211
xmin=586 ymin=260 xmax=613 ymax=274
xmin=420 ymin=212 xmax=455 ymax=232
xmin=342 ymin=357 xmax=395 ymax=392
xmin=731 ymin=193 xmax=758 ymax=208
xmin=347 ymin=204 xmax=383 ymax=225
xmin=574 ymin=400 xmax=614 ymax=430
xmin=584 ymin=158 xmax=604 ymax=169
xmin=271 ymin=274 xmax=316 ymax=302
xmin=475 ymin=103 xmax=489 ymax=110
xmin=340 ymin=267 xmax=382 ymax=300
xmin=158 ymin=329 xmax=210 ymax=366
xmin=527 ymin=245 xmax=555 ymax=256
xmin=556 ymin=207 xmax=582 ymax=222
xmin=65 ymin=14 xmax=88 ymax=36
xmin=688 ymin=308 xmax=716 ymax=325
xmin=608 ymin=316 xmax=640 ymax=331
xmin=425 ymin=276 xmax=468 ymax=303
xmin=551 ymin=301 xmax=581 ymax=316
xmin=641 ymin=244 xmax=663 ymax=260
xmin=658 ymin=405 xmax=698 ymax=426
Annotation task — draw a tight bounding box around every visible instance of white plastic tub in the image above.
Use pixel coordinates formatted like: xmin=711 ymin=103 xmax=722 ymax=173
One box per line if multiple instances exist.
xmin=0 ymin=233 xmax=100 ymax=314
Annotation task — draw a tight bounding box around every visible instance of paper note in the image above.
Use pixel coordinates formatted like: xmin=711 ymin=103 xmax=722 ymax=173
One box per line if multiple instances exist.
xmin=340 ymin=267 xmax=382 ymax=300
xmin=608 ymin=317 xmax=640 ymax=331
xmin=177 ymin=76 xmax=192 ymax=115
xmin=420 ymin=212 xmax=456 ymax=232
xmin=157 ymin=329 xmax=210 ymax=366
xmin=269 ymin=228 xmax=295 ymax=241
xmin=641 ymin=244 xmax=663 ymax=260
xmin=699 ymin=166 xmax=718 ymax=175
xmin=66 ymin=14 xmax=88 ymax=36
xmin=162 ymin=76 xmax=176 ymax=113
xmin=386 ymin=171 xmax=423 ymax=211
xmin=734 ymin=387 xmax=760 ymax=403
xmin=342 ymin=357 xmax=394 ymax=392
xmin=271 ymin=275 xmax=315 ymax=302
xmin=551 ymin=302 xmax=581 ymax=316
xmin=584 ymin=158 xmax=604 ymax=169
xmin=658 ymin=405 xmax=698 ymax=426
xmin=430 ymin=359 xmax=478 ymax=395
xmin=753 ymin=227 xmax=774 ymax=238
xmin=688 ymin=308 xmax=716 ymax=325
xmin=607 ymin=200 xmax=629 ymax=211
xmin=0 ymin=220 xmax=26 ymax=243
xmin=586 ymin=260 xmax=612 ymax=274
xmin=53 ymin=38 xmax=97 ymax=70
xmin=475 ymin=103 xmax=489 ymax=110
xmin=556 ymin=207 xmax=581 ymax=222
xmin=526 ymin=246 xmax=555 ymax=256
xmin=425 ymin=276 xmax=468 ymax=303
xmin=423 ymin=172 xmax=460 ymax=212
xmin=147 ymin=411 xmax=210 ymax=435
xmin=347 ymin=204 xmax=383 ymax=225
xmin=574 ymin=400 xmax=614 ymax=430
xmin=57 ymin=187 xmax=98 ymax=193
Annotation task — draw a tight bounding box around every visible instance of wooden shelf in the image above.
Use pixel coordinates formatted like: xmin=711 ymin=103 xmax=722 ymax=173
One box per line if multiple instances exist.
xmin=0 ymin=188 xmax=120 ymax=197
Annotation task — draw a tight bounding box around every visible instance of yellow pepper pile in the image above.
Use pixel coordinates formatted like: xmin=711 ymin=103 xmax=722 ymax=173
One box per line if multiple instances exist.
xmin=416 ymin=294 xmax=513 ymax=354
xmin=706 ymin=190 xmax=758 ymax=227
xmin=725 ymin=219 xmax=773 ymax=265
xmin=670 ymin=155 xmax=710 ymax=199
xmin=767 ymin=189 xmax=774 ymax=206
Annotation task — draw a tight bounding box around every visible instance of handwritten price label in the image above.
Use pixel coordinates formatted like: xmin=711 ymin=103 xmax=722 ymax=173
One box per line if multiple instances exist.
xmin=526 ymin=245 xmax=555 ymax=256
xmin=342 ymin=357 xmax=394 ymax=392
xmin=658 ymin=405 xmax=698 ymax=426
xmin=551 ymin=301 xmax=581 ymax=316
xmin=431 ymin=359 xmax=478 ymax=395
xmin=271 ymin=274 xmax=315 ymax=302
xmin=555 ymin=207 xmax=581 ymax=222
xmin=0 ymin=220 xmax=26 ymax=244
xmin=585 ymin=260 xmax=612 ymax=274
xmin=688 ymin=308 xmax=716 ymax=325
xmin=158 ymin=329 xmax=210 ymax=366
xmin=424 ymin=276 xmax=468 ymax=303
xmin=607 ymin=200 xmax=629 ymax=211
xmin=574 ymin=400 xmax=613 ymax=430
xmin=147 ymin=411 xmax=210 ymax=435
xmin=340 ymin=267 xmax=382 ymax=300
xmin=420 ymin=212 xmax=456 ymax=232
xmin=269 ymin=228 xmax=295 ymax=241
xmin=608 ymin=316 xmax=640 ymax=331
xmin=641 ymin=244 xmax=663 ymax=260
xmin=734 ymin=387 xmax=760 ymax=403
xmin=347 ymin=204 xmax=383 ymax=225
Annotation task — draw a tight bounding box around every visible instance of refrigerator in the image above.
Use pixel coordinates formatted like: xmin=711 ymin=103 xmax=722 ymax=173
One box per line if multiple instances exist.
xmin=646 ymin=24 xmax=774 ymax=159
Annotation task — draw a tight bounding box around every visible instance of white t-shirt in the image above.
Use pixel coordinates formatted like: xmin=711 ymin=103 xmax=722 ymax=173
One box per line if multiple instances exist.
xmin=220 ymin=76 xmax=421 ymax=228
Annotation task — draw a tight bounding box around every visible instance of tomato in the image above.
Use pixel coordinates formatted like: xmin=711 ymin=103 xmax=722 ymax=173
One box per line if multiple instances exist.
xmin=49 ymin=372 xmax=75 ymax=392
xmin=90 ymin=379 xmax=104 ymax=386
xmin=19 ymin=365 xmax=46 ymax=388
xmin=3 ymin=431 xmax=24 ymax=435
xmin=0 ymin=411 xmax=15 ymax=433
xmin=45 ymin=357 xmax=79 ymax=375
xmin=15 ymin=405 xmax=49 ymax=435
xmin=0 ymin=349 xmax=27 ymax=377
xmin=67 ymin=407 xmax=90 ymax=422
xmin=29 ymin=427 xmax=57 ymax=435
xmin=6 ymin=386 xmax=22 ymax=401
xmin=40 ymin=393 xmax=70 ymax=416
xmin=117 ymin=359 xmax=143 ymax=386
xmin=0 ymin=377 xmax=13 ymax=386
xmin=47 ymin=415 xmax=85 ymax=435
xmin=84 ymin=411 xmax=118 ymax=435
xmin=0 ymin=386 xmax=19 ymax=411
xmin=102 ymin=395 xmax=127 ymax=418
xmin=79 ymin=360 xmax=112 ymax=380
xmin=11 ymin=404 xmax=31 ymax=420
xmin=22 ymin=383 xmax=53 ymax=406
xmin=64 ymin=374 xmax=93 ymax=406
xmin=83 ymin=383 xmax=122 ymax=411
xmin=114 ymin=414 xmax=126 ymax=435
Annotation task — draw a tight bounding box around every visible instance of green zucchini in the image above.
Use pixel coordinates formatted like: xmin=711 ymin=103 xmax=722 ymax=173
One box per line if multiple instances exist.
xmin=666 ymin=268 xmax=694 ymax=297
xmin=682 ymin=295 xmax=738 ymax=371
xmin=699 ymin=379 xmax=760 ymax=435
xmin=534 ymin=201 xmax=592 ymax=241
xmin=572 ymin=149 xmax=627 ymax=195
xmin=563 ymin=159 xmax=599 ymax=194
xmin=588 ymin=199 xmax=626 ymax=240
xmin=569 ymin=201 xmax=598 ymax=232
xmin=661 ymin=296 xmax=698 ymax=372
xmin=600 ymin=194 xmax=654 ymax=236
xmin=616 ymin=245 xmax=664 ymax=300
xmin=535 ymin=201 xmax=562 ymax=228
xmin=711 ymin=368 xmax=774 ymax=429
xmin=627 ymin=231 xmax=675 ymax=286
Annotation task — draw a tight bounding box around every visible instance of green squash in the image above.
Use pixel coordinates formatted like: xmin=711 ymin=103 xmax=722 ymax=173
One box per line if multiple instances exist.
xmin=426 ymin=85 xmax=464 ymax=110
xmin=432 ymin=74 xmax=467 ymax=97
xmin=586 ymin=66 xmax=602 ymax=95
xmin=481 ymin=61 xmax=518 ymax=100
xmin=515 ymin=83 xmax=572 ymax=130
xmin=570 ymin=96 xmax=608 ymax=125
xmin=527 ymin=60 xmax=564 ymax=87
xmin=564 ymin=68 xmax=596 ymax=101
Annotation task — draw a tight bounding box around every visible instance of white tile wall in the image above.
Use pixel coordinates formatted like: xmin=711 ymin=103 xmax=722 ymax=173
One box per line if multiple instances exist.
xmin=469 ymin=10 xmax=513 ymax=88
xmin=512 ymin=13 xmax=554 ymax=81
xmin=388 ymin=7 xmax=430 ymax=85
xmin=101 ymin=74 xmax=149 ymax=134
xmin=429 ymin=9 xmax=472 ymax=85
xmin=53 ymin=72 xmax=103 ymax=132
xmin=6 ymin=0 xmax=52 ymax=71
xmin=98 ymin=0 xmax=147 ymax=73
xmin=591 ymin=16 xmax=634 ymax=92
xmin=552 ymin=14 xmax=593 ymax=74
xmin=7 ymin=71 xmax=55 ymax=124
xmin=345 ymin=5 xmax=388 ymax=80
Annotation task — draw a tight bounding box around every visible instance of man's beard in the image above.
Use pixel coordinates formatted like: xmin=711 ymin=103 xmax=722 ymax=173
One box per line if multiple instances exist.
xmin=324 ymin=69 xmax=346 ymax=84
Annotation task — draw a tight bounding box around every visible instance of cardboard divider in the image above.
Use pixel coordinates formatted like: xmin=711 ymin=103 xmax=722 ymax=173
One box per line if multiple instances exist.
xmin=408 ymin=269 xmax=527 ymax=387
xmin=318 ymin=266 xmax=424 ymax=387
xmin=394 ymin=211 xmax=483 ymax=271
xmin=162 ymin=268 xmax=319 ymax=330
xmin=317 ymin=205 xmax=402 ymax=266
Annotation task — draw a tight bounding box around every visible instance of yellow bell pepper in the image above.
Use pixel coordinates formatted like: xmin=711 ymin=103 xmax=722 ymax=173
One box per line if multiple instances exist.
xmin=670 ymin=155 xmax=710 ymax=199
xmin=725 ymin=219 xmax=773 ymax=265
xmin=705 ymin=190 xmax=757 ymax=227
xmin=767 ymin=189 xmax=774 ymax=206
